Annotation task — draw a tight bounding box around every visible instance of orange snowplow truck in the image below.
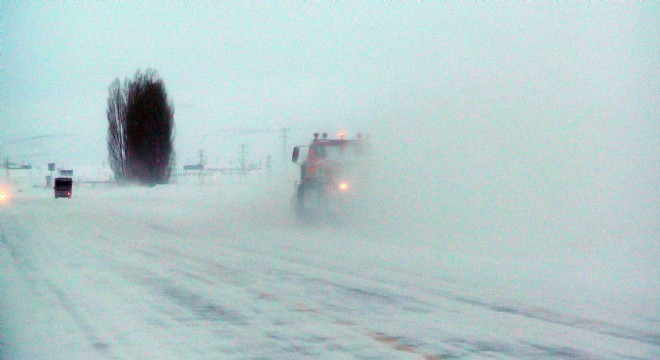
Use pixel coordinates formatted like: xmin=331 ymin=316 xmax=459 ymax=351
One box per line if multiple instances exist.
xmin=291 ymin=132 xmax=364 ymax=219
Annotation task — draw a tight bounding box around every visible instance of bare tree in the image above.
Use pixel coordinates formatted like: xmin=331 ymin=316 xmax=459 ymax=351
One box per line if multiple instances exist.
xmin=106 ymin=69 xmax=175 ymax=185
xmin=106 ymin=79 xmax=127 ymax=182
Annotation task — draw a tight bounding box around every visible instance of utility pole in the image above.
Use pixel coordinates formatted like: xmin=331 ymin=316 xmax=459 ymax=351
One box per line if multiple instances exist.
xmin=198 ymin=149 xmax=205 ymax=186
xmin=265 ymin=155 xmax=272 ymax=173
xmin=198 ymin=149 xmax=205 ymax=168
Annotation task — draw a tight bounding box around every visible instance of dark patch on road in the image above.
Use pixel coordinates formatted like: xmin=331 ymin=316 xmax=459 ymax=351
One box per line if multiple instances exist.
xmin=133 ymin=272 xmax=248 ymax=326
xmin=446 ymin=295 xmax=659 ymax=347
xmin=444 ymin=337 xmax=515 ymax=357
xmin=526 ymin=342 xmax=595 ymax=359
xmin=0 ymin=233 xmax=19 ymax=259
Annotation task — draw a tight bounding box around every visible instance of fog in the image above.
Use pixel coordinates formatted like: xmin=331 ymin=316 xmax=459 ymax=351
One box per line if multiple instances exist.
xmin=2 ymin=3 xmax=657 ymax=350
xmin=298 ymin=5 xmax=660 ymax=309
xmin=354 ymin=105 xmax=656 ymax=303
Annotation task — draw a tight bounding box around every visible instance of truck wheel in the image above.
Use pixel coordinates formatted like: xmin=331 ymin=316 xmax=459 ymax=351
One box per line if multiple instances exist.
xmin=296 ymin=184 xmax=306 ymax=212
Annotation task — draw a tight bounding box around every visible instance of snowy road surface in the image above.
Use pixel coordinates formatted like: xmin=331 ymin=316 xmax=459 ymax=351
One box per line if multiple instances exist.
xmin=1 ymin=178 xmax=658 ymax=359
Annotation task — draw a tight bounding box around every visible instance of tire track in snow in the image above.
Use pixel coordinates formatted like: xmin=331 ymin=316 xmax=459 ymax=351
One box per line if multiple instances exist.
xmin=131 ymin=226 xmax=659 ymax=359
xmin=45 ymin=285 xmax=114 ymax=358
xmin=132 ymin=244 xmax=448 ymax=359
xmin=450 ymin=296 xmax=660 ymax=347
xmin=7 ymin=192 xmax=654 ymax=358
xmin=125 ymin=267 xmax=248 ymax=327
xmin=0 ymin=205 xmax=117 ymax=359
xmin=384 ymin=264 xmax=660 ymax=349
xmin=118 ymin=251 xmax=396 ymax=357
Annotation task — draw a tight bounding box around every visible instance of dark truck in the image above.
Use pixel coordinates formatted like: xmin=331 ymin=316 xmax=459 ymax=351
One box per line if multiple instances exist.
xmin=54 ymin=177 xmax=73 ymax=199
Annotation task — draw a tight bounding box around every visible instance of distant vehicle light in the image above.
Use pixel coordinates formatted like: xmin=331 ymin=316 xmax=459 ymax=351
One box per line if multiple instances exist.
xmin=338 ymin=182 xmax=349 ymax=191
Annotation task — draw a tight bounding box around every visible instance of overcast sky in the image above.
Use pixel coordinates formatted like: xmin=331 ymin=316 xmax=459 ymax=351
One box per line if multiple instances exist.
xmin=1 ymin=3 xmax=656 ymax=166
xmin=2 ymin=2 xmax=655 ymax=169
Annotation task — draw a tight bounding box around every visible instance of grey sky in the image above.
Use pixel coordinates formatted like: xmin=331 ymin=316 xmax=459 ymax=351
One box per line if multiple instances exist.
xmin=3 ymin=2 xmax=655 ymax=168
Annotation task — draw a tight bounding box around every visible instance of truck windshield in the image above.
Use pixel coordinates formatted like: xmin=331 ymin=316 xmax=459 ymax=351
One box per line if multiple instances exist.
xmin=315 ymin=144 xmax=361 ymax=162
xmin=55 ymin=179 xmax=72 ymax=187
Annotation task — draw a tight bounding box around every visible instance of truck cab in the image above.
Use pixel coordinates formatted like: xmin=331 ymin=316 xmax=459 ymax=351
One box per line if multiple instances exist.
xmin=54 ymin=177 xmax=73 ymax=199
xmin=291 ymin=132 xmax=364 ymax=219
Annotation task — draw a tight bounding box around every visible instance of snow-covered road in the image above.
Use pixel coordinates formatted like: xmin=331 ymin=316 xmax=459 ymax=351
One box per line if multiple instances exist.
xmin=1 ymin=178 xmax=657 ymax=359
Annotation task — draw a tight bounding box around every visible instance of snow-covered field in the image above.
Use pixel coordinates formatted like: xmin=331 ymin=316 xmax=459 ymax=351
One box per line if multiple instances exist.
xmin=1 ymin=174 xmax=657 ymax=359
